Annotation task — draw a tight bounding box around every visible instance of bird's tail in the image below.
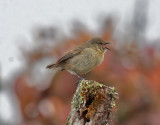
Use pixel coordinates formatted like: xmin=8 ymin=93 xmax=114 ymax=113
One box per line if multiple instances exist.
xmin=46 ymin=63 xmax=57 ymax=69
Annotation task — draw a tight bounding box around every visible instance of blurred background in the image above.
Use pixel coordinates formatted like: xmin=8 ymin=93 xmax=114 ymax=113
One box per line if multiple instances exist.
xmin=0 ymin=0 xmax=160 ymax=125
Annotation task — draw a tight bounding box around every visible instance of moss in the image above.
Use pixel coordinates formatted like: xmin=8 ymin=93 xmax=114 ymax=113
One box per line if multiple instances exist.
xmin=110 ymin=98 xmax=116 ymax=108
xmin=108 ymin=87 xmax=119 ymax=109
xmin=70 ymin=80 xmax=118 ymax=124
xmin=71 ymin=80 xmax=104 ymax=110
xmin=66 ymin=113 xmax=72 ymax=125
xmin=86 ymin=88 xmax=105 ymax=119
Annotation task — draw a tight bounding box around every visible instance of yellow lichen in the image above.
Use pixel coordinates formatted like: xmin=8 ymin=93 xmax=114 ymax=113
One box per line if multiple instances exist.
xmin=71 ymin=80 xmax=104 ymax=109
xmin=70 ymin=80 xmax=118 ymax=123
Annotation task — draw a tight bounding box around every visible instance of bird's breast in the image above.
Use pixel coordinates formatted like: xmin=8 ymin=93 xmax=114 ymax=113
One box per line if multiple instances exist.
xmin=94 ymin=48 xmax=104 ymax=65
xmin=64 ymin=47 xmax=105 ymax=75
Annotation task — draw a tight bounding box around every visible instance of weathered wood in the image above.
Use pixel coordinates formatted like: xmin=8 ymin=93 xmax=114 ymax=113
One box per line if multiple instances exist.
xmin=66 ymin=80 xmax=118 ymax=125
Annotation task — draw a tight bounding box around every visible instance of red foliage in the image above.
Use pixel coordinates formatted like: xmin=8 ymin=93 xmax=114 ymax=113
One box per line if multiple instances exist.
xmin=12 ymin=16 xmax=160 ymax=125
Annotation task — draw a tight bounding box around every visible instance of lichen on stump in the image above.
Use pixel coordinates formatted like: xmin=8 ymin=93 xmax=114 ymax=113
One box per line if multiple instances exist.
xmin=66 ymin=80 xmax=118 ymax=125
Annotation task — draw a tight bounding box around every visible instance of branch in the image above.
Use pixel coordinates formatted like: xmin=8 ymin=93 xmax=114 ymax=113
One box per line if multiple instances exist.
xmin=66 ymin=80 xmax=118 ymax=125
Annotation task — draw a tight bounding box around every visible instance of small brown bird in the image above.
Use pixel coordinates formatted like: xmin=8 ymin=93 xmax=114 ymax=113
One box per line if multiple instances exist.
xmin=46 ymin=38 xmax=110 ymax=79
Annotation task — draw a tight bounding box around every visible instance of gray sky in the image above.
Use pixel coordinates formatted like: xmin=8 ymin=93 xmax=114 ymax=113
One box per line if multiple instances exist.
xmin=0 ymin=0 xmax=160 ymax=79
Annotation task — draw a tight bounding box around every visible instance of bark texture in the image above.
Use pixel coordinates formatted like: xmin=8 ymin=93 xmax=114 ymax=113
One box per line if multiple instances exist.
xmin=66 ymin=80 xmax=118 ymax=125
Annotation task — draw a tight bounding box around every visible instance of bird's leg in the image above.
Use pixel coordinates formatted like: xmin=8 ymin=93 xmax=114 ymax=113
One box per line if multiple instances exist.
xmin=76 ymin=74 xmax=85 ymax=80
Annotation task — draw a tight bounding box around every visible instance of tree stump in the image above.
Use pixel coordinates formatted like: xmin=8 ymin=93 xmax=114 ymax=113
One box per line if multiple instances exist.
xmin=66 ymin=80 xmax=118 ymax=125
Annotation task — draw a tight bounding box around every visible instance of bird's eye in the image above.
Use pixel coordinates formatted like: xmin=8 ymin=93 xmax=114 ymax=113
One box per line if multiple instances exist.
xmin=99 ymin=42 xmax=103 ymax=44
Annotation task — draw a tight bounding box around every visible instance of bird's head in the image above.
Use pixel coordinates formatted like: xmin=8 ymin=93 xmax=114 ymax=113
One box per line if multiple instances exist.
xmin=88 ymin=38 xmax=110 ymax=52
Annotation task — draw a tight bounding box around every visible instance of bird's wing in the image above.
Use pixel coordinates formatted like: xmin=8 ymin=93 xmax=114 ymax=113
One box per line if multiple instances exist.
xmin=57 ymin=48 xmax=82 ymax=64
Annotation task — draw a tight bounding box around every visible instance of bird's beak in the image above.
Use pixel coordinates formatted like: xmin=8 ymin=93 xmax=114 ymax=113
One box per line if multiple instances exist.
xmin=103 ymin=42 xmax=111 ymax=50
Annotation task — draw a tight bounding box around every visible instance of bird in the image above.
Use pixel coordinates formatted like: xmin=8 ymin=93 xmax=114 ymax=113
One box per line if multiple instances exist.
xmin=46 ymin=38 xmax=110 ymax=79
